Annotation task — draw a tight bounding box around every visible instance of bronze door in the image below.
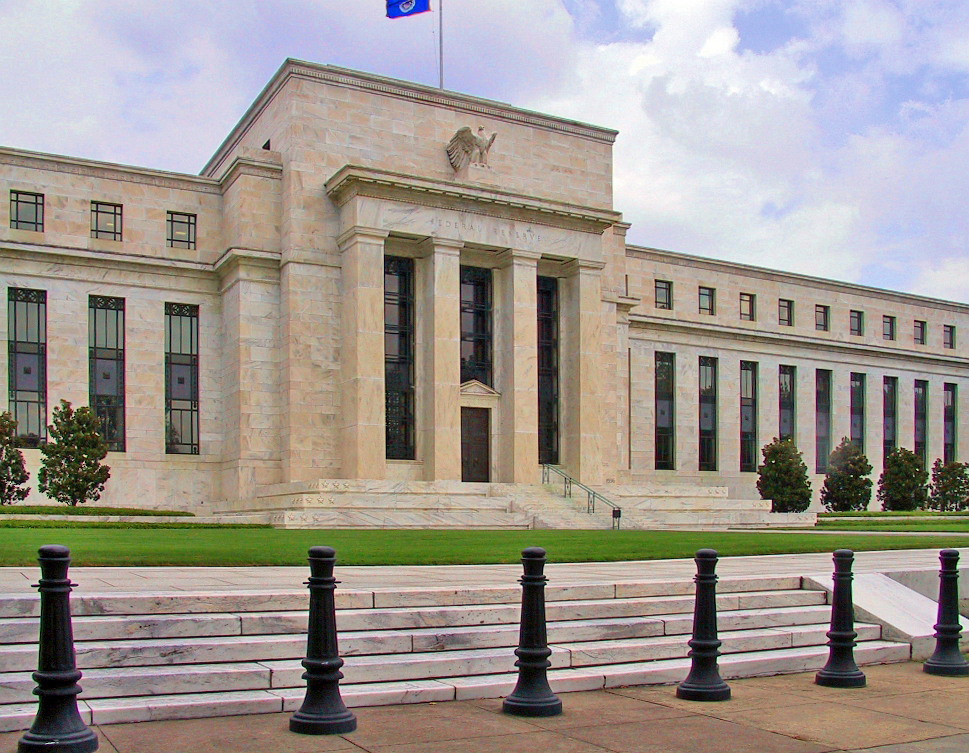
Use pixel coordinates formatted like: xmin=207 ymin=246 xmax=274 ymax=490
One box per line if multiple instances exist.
xmin=461 ymin=407 xmax=490 ymax=482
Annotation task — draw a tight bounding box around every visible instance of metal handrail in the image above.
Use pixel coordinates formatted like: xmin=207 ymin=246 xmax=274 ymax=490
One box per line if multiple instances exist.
xmin=541 ymin=464 xmax=622 ymax=530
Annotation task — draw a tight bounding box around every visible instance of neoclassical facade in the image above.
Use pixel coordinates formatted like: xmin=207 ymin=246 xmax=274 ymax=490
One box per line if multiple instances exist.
xmin=2 ymin=60 xmax=967 ymax=511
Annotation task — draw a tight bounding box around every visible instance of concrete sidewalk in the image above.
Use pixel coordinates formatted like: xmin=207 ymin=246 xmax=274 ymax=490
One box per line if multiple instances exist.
xmin=3 ymin=663 xmax=967 ymax=753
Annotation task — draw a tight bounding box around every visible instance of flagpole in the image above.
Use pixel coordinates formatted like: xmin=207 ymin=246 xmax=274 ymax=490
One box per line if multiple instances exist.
xmin=438 ymin=0 xmax=444 ymax=89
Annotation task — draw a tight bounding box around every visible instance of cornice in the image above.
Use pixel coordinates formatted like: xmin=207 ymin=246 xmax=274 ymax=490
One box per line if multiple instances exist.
xmin=219 ymin=156 xmax=283 ymax=192
xmin=202 ymin=59 xmax=617 ymax=178
xmin=326 ymin=164 xmax=621 ymax=235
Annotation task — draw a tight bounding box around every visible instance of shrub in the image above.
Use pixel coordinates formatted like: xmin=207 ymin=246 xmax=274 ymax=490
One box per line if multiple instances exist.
xmin=757 ymin=438 xmax=812 ymax=513
xmin=0 ymin=412 xmax=30 ymax=505
xmin=820 ymin=438 xmax=873 ymax=512
xmin=877 ymin=447 xmax=928 ymax=511
xmin=38 ymin=400 xmax=111 ymax=507
xmin=928 ymin=458 xmax=969 ymax=512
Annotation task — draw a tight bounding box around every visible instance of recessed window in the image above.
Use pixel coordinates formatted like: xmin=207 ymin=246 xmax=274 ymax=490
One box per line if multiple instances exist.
xmin=740 ymin=361 xmax=758 ymax=473
xmin=10 ymin=191 xmax=44 ymax=232
xmin=655 ymin=280 xmax=673 ymax=310
xmin=91 ymin=201 xmax=123 ymax=241
xmin=385 ymin=257 xmax=415 ymax=461
xmin=778 ymin=299 xmax=794 ymax=327
xmin=166 ymin=212 xmax=197 ymax=250
xmin=816 ymin=370 xmax=832 ymax=473
xmin=944 ymin=325 xmax=956 ymax=350
xmin=850 ymin=310 xmax=864 ymax=336
xmin=655 ymin=352 xmax=675 ymax=471
xmin=779 ymin=365 xmax=796 ymax=442
xmin=739 ymin=293 xmax=756 ymax=321
xmin=698 ymin=356 xmax=718 ymax=471
xmin=460 ymin=266 xmax=493 ymax=386
xmin=89 ymin=296 xmax=126 ymax=452
xmin=698 ymin=286 xmax=715 ymax=315
xmin=915 ymin=379 xmax=928 ymax=468
xmin=944 ymin=383 xmax=957 ymax=465
xmin=815 ymin=304 xmax=830 ymax=332
xmin=537 ymin=276 xmax=560 ymax=466
xmin=914 ymin=320 xmax=927 ymax=345
xmin=883 ymin=315 xmax=896 ymax=341
xmin=165 ymin=303 xmax=200 ymax=455
xmin=850 ymin=372 xmax=866 ymax=452
xmin=7 ymin=288 xmax=47 ymax=446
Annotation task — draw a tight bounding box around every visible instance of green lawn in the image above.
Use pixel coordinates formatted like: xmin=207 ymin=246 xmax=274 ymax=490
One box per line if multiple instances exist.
xmin=816 ymin=519 xmax=969 ymax=532
xmin=0 ymin=526 xmax=963 ymax=567
xmin=0 ymin=506 xmax=195 ymax=517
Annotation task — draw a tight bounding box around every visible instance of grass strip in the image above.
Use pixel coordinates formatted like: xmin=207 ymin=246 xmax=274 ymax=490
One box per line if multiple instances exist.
xmin=819 ymin=511 xmax=969 ymax=518
xmin=0 ymin=527 xmax=962 ymax=567
xmin=816 ymin=520 xmax=969 ymax=532
xmin=0 ymin=506 xmax=195 ymax=517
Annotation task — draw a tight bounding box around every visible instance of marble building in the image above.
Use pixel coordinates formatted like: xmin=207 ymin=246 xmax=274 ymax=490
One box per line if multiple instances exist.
xmin=2 ymin=59 xmax=967 ymax=513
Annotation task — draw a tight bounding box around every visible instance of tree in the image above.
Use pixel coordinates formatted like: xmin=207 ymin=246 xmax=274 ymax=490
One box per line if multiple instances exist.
xmin=877 ymin=447 xmax=928 ymax=511
xmin=757 ymin=438 xmax=812 ymax=513
xmin=928 ymin=458 xmax=969 ymax=512
xmin=0 ymin=412 xmax=30 ymax=505
xmin=38 ymin=400 xmax=111 ymax=506
xmin=820 ymin=438 xmax=873 ymax=512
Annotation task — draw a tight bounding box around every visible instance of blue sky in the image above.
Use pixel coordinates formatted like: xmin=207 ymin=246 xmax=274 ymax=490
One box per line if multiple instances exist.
xmin=1 ymin=0 xmax=968 ymax=301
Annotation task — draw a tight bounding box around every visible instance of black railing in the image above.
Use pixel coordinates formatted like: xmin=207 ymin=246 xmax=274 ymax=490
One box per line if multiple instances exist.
xmin=541 ymin=465 xmax=621 ymax=529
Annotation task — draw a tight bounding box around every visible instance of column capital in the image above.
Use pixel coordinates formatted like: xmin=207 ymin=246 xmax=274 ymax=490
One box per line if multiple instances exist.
xmin=495 ymin=248 xmax=542 ymax=268
xmin=562 ymin=258 xmax=607 ymax=276
xmin=417 ymin=236 xmax=464 ymax=258
xmin=337 ymin=226 xmax=390 ymax=251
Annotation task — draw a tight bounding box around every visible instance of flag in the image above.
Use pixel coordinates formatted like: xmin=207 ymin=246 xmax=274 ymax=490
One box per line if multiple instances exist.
xmin=387 ymin=0 xmax=431 ymax=19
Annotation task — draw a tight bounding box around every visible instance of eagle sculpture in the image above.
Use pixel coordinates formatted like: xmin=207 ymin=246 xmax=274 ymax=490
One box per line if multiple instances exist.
xmin=447 ymin=126 xmax=497 ymax=171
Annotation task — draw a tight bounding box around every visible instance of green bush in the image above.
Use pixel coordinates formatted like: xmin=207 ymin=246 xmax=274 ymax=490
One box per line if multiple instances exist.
xmin=0 ymin=412 xmax=30 ymax=506
xmin=928 ymin=458 xmax=969 ymax=512
xmin=821 ymin=438 xmax=873 ymax=512
xmin=38 ymin=400 xmax=111 ymax=507
xmin=877 ymin=447 xmax=928 ymax=511
xmin=757 ymin=438 xmax=812 ymax=513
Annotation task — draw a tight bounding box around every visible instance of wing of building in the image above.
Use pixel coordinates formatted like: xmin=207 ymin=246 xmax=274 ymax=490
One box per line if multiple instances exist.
xmin=2 ymin=59 xmax=967 ymax=516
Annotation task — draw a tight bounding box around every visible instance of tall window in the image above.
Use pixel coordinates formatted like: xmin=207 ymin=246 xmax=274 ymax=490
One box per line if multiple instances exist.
xmin=89 ymin=296 xmax=125 ymax=452
xmin=850 ymin=310 xmax=864 ymax=336
xmin=739 ymin=293 xmax=756 ymax=321
xmin=7 ymin=288 xmax=46 ymax=446
xmin=165 ymin=303 xmax=199 ymax=454
xmin=740 ymin=361 xmax=758 ymax=473
xmin=815 ymin=304 xmax=830 ymax=332
xmin=816 ymin=370 xmax=832 ymax=473
xmin=944 ymin=383 xmax=957 ymax=465
xmin=850 ymin=372 xmax=866 ymax=452
xmin=655 ymin=280 xmax=673 ymax=310
xmin=883 ymin=376 xmax=897 ymax=463
xmin=385 ymin=257 xmax=415 ymax=460
xmin=166 ymin=212 xmax=197 ymax=249
xmin=944 ymin=325 xmax=956 ymax=350
xmin=91 ymin=201 xmax=123 ymax=241
xmin=883 ymin=315 xmax=896 ymax=341
xmin=778 ymin=299 xmax=794 ymax=326
xmin=698 ymin=286 xmax=715 ymax=315
xmin=655 ymin=352 xmax=675 ymax=470
xmin=914 ymin=380 xmax=928 ymax=468
xmin=779 ymin=365 xmax=796 ymax=442
xmin=460 ymin=266 xmax=492 ymax=386
xmin=698 ymin=357 xmax=718 ymax=471
xmin=537 ymin=276 xmax=559 ymax=465
xmin=10 ymin=191 xmax=44 ymax=231
xmin=914 ymin=320 xmax=927 ymax=345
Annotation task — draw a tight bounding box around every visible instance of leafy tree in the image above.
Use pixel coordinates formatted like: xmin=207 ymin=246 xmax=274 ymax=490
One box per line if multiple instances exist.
xmin=877 ymin=447 xmax=928 ymax=511
xmin=928 ymin=458 xmax=969 ymax=512
xmin=820 ymin=438 xmax=873 ymax=512
xmin=0 ymin=412 xmax=30 ymax=505
xmin=38 ymin=400 xmax=111 ymax=506
xmin=757 ymin=438 xmax=812 ymax=513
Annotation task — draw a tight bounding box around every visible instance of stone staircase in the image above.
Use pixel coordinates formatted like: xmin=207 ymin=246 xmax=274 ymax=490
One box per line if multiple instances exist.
xmin=0 ymin=574 xmax=908 ymax=731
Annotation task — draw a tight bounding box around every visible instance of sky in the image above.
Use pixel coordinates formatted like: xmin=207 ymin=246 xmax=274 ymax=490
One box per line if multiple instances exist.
xmin=1 ymin=0 xmax=968 ymax=301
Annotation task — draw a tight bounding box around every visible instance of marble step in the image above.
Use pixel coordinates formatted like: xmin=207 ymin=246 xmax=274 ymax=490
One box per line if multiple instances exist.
xmin=267 ymin=509 xmax=533 ymax=529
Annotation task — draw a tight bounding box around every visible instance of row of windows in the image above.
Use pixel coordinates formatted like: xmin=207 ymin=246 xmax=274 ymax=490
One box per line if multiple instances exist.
xmin=655 ymin=280 xmax=957 ymax=348
xmin=9 ymin=191 xmax=197 ymax=248
xmin=7 ymin=288 xmax=199 ymax=454
xmin=652 ymin=353 xmax=958 ymax=474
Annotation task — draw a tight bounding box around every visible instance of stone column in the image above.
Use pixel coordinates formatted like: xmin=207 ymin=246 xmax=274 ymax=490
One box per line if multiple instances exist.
xmin=496 ymin=250 xmax=540 ymax=483
xmin=561 ymin=260 xmax=604 ymax=484
xmin=419 ymin=238 xmax=463 ymax=481
xmin=338 ymin=227 xmax=388 ymax=480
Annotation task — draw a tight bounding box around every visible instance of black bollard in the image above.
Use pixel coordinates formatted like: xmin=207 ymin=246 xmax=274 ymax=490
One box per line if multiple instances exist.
xmin=676 ymin=549 xmax=731 ymax=701
xmin=289 ymin=546 xmax=357 ymax=735
xmin=502 ymin=547 xmax=562 ymax=717
xmin=816 ymin=549 xmax=866 ymax=687
xmin=18 ymin=545 xmax=99 ymax=753
xmin=923 ymin=549 xmax=969 ymax=676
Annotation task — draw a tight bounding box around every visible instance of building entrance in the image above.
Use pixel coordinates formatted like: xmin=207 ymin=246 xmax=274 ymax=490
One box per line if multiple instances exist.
xmin=461 ymin=407 xmax=490 ymax=482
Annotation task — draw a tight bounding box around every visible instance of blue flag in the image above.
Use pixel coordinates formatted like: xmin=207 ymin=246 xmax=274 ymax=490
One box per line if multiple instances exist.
xmin=387 ymin=0 xmax=431 ymax=18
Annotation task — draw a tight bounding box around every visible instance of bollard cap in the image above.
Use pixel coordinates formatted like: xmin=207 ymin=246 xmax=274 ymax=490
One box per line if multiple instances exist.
xmin=833 ymin=548 xmax=854 ymax=560
xmin=522 ymin=547 xmax=547 ymax=560
xmin=695 ymin=549 xmax=719 ymax=560
xmin=38 ymin=545 xmax=70 ymax=560
xmin=940 ymin=549 xmax=960 ymax=560
xmin=308 ymin=546 xmax=336 ymax=560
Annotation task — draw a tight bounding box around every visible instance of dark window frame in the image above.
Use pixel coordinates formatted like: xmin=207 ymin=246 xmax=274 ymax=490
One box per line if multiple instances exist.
xmin=914 ymin=320 xmax=927 ymax=345
xmin=10 ymin=191 xmax=44 ymax=232
xmin=850 ymin=372 xmax=866 ymax=453
xmin=739 ymin=292 xmax=756 ymax=321
xmin=850 ymin=310 xmax=864 ymax=336
xmin=944 ymin=383 xmax=957 ymax=465
xmin=7 ymin=288 xmax=47 ymax=446
xmin=165 ymin=302 xmax=200 ymax=455
xmin=816 ymin=369 xmax=832 ymax=473
xmin=655 ymin=352 xmax=675 ymax=470
xmin=883 ymin=376 xmax=897 ymax=463
xmin=91 ymin=201 xmax=123 ymax=241
xmin=698 ymin=286 xmax=716 ymax=316
xmin=89 ymin=295 xmax=126 ymax=452
xmin=883 ymin=315 xmax=896 ymax=341
xmin=944 ymin=325 xmax=956 ymax=350
xmin=915 ymin=379 xmax=928 ymax=468
xmin=698 ymin=356 xmax=718 ymax=471
xmin=654 ymin=280 xmax=673 ymax=310
xmin=460 ymin=266 xmax=493 ymax=387
xmin=166 ymin=211 xmax=197 ymax=250
xmin=778 ymin=299 xmax=794 ymax=327
xmin=385 ymin=256 xmax=415 ymax=461
xmin=740 ymin=361 xmax=758 ymax=473
xmin=537 ymin=276 xmax=560 ymax=465
xmin=815 ymin=304 xmax=830 ymax=332
xmin=779 ymin=365 xmax=796 ymax=442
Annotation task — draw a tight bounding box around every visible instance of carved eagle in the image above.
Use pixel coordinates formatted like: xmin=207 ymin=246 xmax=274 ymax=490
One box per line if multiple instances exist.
xmin=447 ymin=126 xmax=497 ymax=171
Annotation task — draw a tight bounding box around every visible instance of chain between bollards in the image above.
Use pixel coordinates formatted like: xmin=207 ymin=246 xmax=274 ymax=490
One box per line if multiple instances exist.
xmin=676 ymin=549 xmax=730 ymax=701
xmin=924 ymin=549 xmax=969 ymax=676
xmin=816 ymin=549 xmax=866 ymax=688
xmin=19 ymin=545 xmax=99 ymax=753
xmin=289 ymin=546 xmax=357 ymax=735
xmin=502 ymin=547 xmax=562 ymax=717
